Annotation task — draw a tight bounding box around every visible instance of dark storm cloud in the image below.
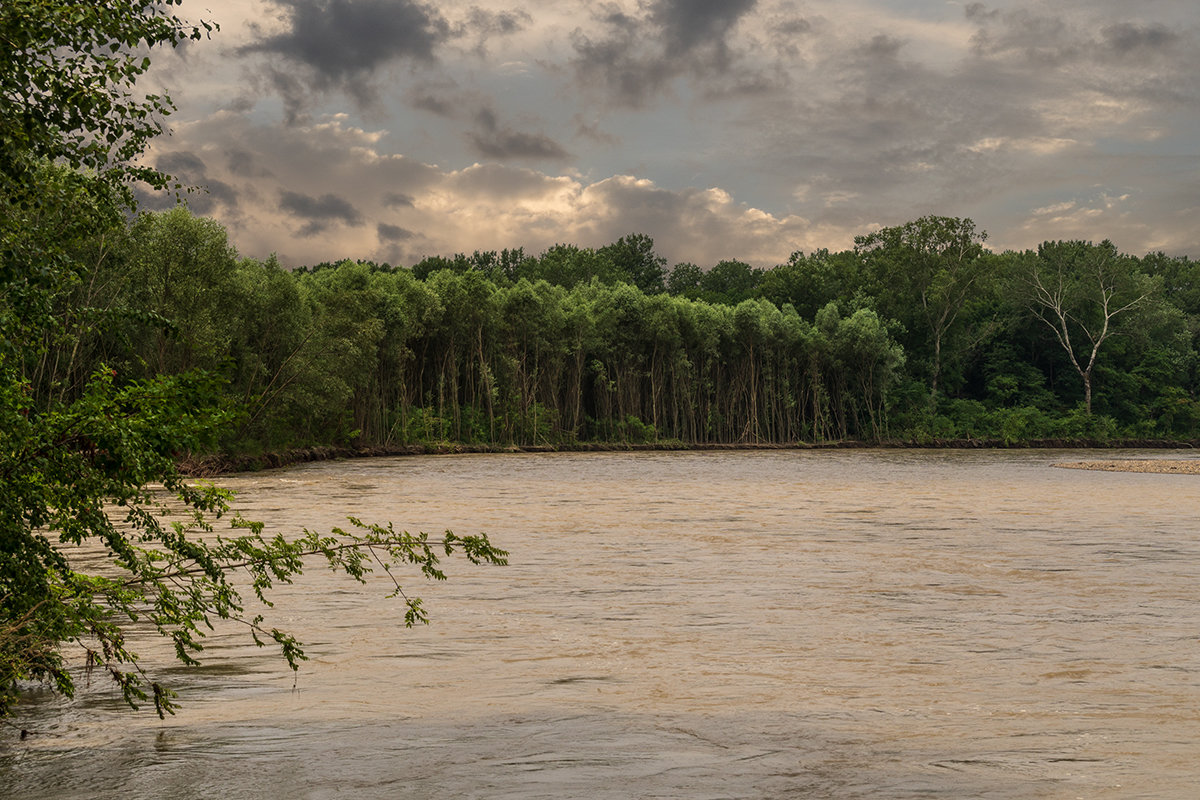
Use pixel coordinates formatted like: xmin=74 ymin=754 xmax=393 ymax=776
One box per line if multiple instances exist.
xmin=224 ymin=96 xmax=257 ymax=114
xmin=962 ymin=5 xmax=1199 ymax=106
xmin=157 ymin=151 xmax=208 ymax=177
xmin=454 ymin=7 xmax=532 ymax=59
xmin=377 ymin=222 xmax=416 ymax=241
xmin=964 ymin=2 xmax=999 ymax=23
xmin=262 ymin=65 xmax=315 ymax=125
xmin=468 ymin=128 xmax=569 ymax=160
xmin=569 ymin=0 xmax=761 ymax=107
xmin=467 ymin=106 xmax=570 ymax=161
xmin=131 ymin=186 xmax=177 ymax=212
xmin=244 ymin=0 xmax=452 ymax=116
xmin=227 ymin=149 xmax=273 ymax=179
xmin=250 ymin=0 xmax=450 ymax=78
xmin=651 ymin=0 xmax=756 ymax=60
xmin=188 ymin=180 xmax=240 ymax=214
xmin=861 ymin=33 xmax=904 ymax=60
xmin=727 ymin=2 xmax=1200 ymax=247
xmin=569 ymin=27 xmax=671 ymax=107
xmin=279 ymin=189 xmax=362 ymax=222
xmin=966 ymin=7 xmax=1183 ymax=69
xmin=279 ymin=189 xmax=363 ymax=236
xmin=243 ymin=1 xmax=535 ymax=113
xmin=146 ymin=0 xmax=1200 ymax=267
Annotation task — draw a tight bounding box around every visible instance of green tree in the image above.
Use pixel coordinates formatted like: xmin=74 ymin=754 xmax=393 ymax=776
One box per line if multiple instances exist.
xmin=597 ymin=233 xmax=668 ymax=293
xmin=120 ymin=207 xmax=241 ymax=375
xmin=525 ymin=243 xmax=623 ymax=288
xmin=855 ymin=216 xmax=990 ymax=403
xmin=757 ymin=249 xmax=864 ymax=321
xmin=15 ymin=164 xmax=131 ymax=409
xmin=224 ymin=254 xmax=316 ymax=449
xmin=0 ymin=1 xmax=505 ymax=719
xmin=699 ymin=259 xmax=763 ymax=306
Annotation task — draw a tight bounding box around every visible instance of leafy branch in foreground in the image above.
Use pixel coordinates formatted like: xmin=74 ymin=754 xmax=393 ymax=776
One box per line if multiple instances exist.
xmin=86 ymin=513 xmax=507 ymax=719
xmin=2 ymin=361 xmax=507 ymax=719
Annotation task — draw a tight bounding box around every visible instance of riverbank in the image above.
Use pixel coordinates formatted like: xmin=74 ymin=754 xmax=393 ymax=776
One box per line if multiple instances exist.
xmin=176 ymin=437 xmax=1199 ymax=477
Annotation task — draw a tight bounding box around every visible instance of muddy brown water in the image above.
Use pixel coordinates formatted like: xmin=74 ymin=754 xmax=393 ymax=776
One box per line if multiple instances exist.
xmin=2 ymin=450 xmax=1198 ymax=799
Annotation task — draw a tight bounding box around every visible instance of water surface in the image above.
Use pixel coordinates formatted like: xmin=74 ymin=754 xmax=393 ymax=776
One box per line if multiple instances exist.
xmin=3 ymin=450 xmax=1198 ymax=798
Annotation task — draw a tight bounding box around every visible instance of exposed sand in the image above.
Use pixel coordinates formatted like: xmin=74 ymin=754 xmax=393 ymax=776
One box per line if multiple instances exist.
xmin=1054 ymin=458 xmax=1200 ymax=474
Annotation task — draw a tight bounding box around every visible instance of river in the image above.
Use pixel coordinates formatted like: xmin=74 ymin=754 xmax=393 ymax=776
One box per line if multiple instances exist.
xmin=2 ymin=449 xmax=1198 ymax=798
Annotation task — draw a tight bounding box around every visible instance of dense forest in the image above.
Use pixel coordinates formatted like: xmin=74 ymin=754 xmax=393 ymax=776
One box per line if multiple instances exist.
xmin=31 ymin=204 xmax=1200 ymax=453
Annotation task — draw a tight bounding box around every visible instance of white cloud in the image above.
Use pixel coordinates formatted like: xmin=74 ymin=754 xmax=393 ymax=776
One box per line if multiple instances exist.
xmin=146 ymin=111 xmax=858 ymax=267
xmin=1031 ymin=200 xmax=1077 ymax=216
xmin=966 ymin=136 xmax=1078 ymax=155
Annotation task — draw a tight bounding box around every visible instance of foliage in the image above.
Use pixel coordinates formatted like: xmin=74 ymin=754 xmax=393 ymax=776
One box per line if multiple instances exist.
xmin=0 ymin=0 xmax=212 ymax=185
xmin=31 ymin=200 xmax=1200 ymax=460
xmin=1 ymin=1 xmax=506 ymax=721
xmin=3 ymin=359 xmax=509 ymax=718
xmin=407 ymin=235 xmax=668 ymax=292
xmin=757 ymin=249 xmax=864 ymax=321
xmin=597 ymin=233 xmax=668 ymax=294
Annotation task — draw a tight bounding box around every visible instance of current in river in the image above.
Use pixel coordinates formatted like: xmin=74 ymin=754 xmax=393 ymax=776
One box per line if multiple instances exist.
xmin=1 ymin=449 xmax=1198 ymax=799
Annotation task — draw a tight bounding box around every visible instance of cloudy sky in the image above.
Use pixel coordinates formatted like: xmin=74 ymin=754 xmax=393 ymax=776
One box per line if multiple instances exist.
xmin=141 ymin=0 xmax=1200 ymax=267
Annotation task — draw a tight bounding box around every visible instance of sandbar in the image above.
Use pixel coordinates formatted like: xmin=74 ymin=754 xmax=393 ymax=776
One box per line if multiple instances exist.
xmin=1054 ymin=459 xmax=1200 ymax=474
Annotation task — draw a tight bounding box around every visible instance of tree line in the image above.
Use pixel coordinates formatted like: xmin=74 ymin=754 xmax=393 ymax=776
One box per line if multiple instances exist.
xmin=33 ymin=207 xmax=1200 ymax=455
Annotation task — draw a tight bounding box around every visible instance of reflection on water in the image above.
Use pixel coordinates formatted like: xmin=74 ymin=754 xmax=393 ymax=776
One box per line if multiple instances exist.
xmin=3 ymin=450 xmax=1199 ymax=799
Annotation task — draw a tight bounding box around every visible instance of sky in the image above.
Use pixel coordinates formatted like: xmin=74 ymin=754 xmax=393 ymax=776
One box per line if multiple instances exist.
xmin=139 ymin=0 xmax=1200 ymax=268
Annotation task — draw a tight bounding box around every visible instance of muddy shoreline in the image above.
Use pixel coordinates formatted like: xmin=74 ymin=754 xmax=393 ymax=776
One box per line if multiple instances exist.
xmin=176 ymin=438 xmax=1199 ymax=477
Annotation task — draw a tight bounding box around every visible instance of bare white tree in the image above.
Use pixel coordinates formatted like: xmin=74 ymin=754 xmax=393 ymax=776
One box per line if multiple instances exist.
xmin=1017 ymin=240 xmax=1156 ymax=414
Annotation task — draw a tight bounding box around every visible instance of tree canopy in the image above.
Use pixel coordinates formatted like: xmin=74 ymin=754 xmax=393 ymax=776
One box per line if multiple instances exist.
xmin=52 ymin=206 xmax=1193 ymax=453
